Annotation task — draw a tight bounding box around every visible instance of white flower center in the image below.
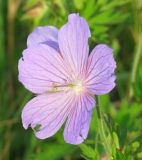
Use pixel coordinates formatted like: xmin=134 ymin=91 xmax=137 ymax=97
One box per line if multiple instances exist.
xmin=72 ymin=80 xmax=84 ymax=94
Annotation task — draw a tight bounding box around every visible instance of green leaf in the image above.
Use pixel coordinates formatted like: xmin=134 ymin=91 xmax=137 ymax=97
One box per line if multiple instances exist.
xmin=115 ymin=150 xmax=127 ymax=160
xmin=73 ymin=0 xmax=85 ymax=9
xmin=89 ymin=10 xmax=129 ymax=25
xmin=131 ymin=141 xmax=140 ymax=152
xmin=33 ymin=124 xmax=41 ymax=132
xmin=101 ymin=0 xmax=132 ymax=11
xmin=137 ymin=152 xmax=142 ymax=159
xmin=81 ymin=0 xmax=97 ymax=19
xmin=79 ymin=144 xmax=97 ymax=159
xmin=113 ymin=132 xmax=120 ymax=149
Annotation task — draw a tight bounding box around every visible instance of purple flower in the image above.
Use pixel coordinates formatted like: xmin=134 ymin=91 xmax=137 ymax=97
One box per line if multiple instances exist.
xmin=18 ymin=13 xmax=116 ymax=145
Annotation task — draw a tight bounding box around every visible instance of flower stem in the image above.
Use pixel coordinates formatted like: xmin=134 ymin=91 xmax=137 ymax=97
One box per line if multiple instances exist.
xmin=96 ymin=96 xmax=111 ymax=157
xmin=128 ymin=34 xmax=142 ymax=99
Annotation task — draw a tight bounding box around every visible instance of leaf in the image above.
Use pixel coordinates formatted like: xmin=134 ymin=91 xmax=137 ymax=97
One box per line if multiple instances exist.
xmin=28 ymin=143 xmax=75 ymax=160
xmin=131 ymin=141 xmax=140 ymax=152
xmin=73 ymin=0 xmax=85 ymax=9
xmin=81 ymin=0 xmax=97 ymax=19
xmin=79 ymin=144 xmax=97 ymax=159
xmin=91 ymin=25 xmax=108 ymax=34
xmin=101 ymin=0 xmax=132 ymax=11
xmin=33 ymin=124 xmax=41 ymax=132
xmin=115 ymin=150 xmax=127 ymax=160
xmin=113 ymin=132 xmax=120 ymax=149
xmin=89 ymin=10 xmax=130 ymax=25
xmin=137 ymin=152 xmax=142 ymax=159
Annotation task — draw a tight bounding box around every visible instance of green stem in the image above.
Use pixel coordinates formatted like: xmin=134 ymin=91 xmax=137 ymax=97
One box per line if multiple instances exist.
xmin=96 ymin=96 xmax=111 ymax=157
xmin=129 ymin=34 xmax=142 ymax=98
xmin=128 ymin=1 xmax=142 ymax=99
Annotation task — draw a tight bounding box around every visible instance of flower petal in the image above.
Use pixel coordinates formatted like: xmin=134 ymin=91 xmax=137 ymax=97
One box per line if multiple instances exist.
xmin=64 ymin=94 xmax=95 ymax=144
xmin=58 ymin=13 xmax=91 ymax=77
xmin=85 ymin=44 xmax=116 ymax=95
xmin=18 ymin=44 xmax=68 ymax=94
xmin=27 ymin=26 xmax=59 ymax=51
xmin=22 ymin=91 xmax=75 ymax=139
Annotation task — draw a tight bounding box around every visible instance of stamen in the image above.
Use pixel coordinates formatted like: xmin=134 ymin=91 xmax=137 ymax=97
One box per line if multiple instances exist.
xmin=46 ymin=80 xmax=84 ymax=94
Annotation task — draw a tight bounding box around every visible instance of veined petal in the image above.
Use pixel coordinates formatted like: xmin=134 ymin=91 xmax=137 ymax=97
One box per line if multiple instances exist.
xmin=86 ymin=44 xmax=116 ymax=95
xmin=58 ymin=13 xmax=90 ymax=77
xmin=22 ymin=91 xmax=75 ymax=139
xmin=64 ymin=94 xmax=95 ymax=145
xmin=27 ymin=26 xmax=59 ymax=51
xmin=18 ymin=44 xmax=68 ymax=94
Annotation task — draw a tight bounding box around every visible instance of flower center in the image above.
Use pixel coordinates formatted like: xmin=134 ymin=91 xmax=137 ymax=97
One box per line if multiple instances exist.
xmin=70 ymin=80 xmax=84 ymax=95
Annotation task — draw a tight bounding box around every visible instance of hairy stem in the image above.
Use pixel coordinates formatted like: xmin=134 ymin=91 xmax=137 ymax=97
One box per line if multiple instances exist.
xmin=96 ymin=96 xmax=111 ymax=157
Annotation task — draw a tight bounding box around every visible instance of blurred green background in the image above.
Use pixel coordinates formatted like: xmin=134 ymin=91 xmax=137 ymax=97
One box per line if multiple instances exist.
xmin=0 ymin=0 xmax=142 ymax=159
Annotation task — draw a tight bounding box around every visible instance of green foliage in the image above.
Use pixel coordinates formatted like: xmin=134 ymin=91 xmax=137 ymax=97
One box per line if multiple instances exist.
xmin=0 ymin=0 xmax=142 ymax=160
xmin=133 ymin=66 xmax=142 ymax=101
xmin=80 ymin=143 xmax=97 ymax=159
